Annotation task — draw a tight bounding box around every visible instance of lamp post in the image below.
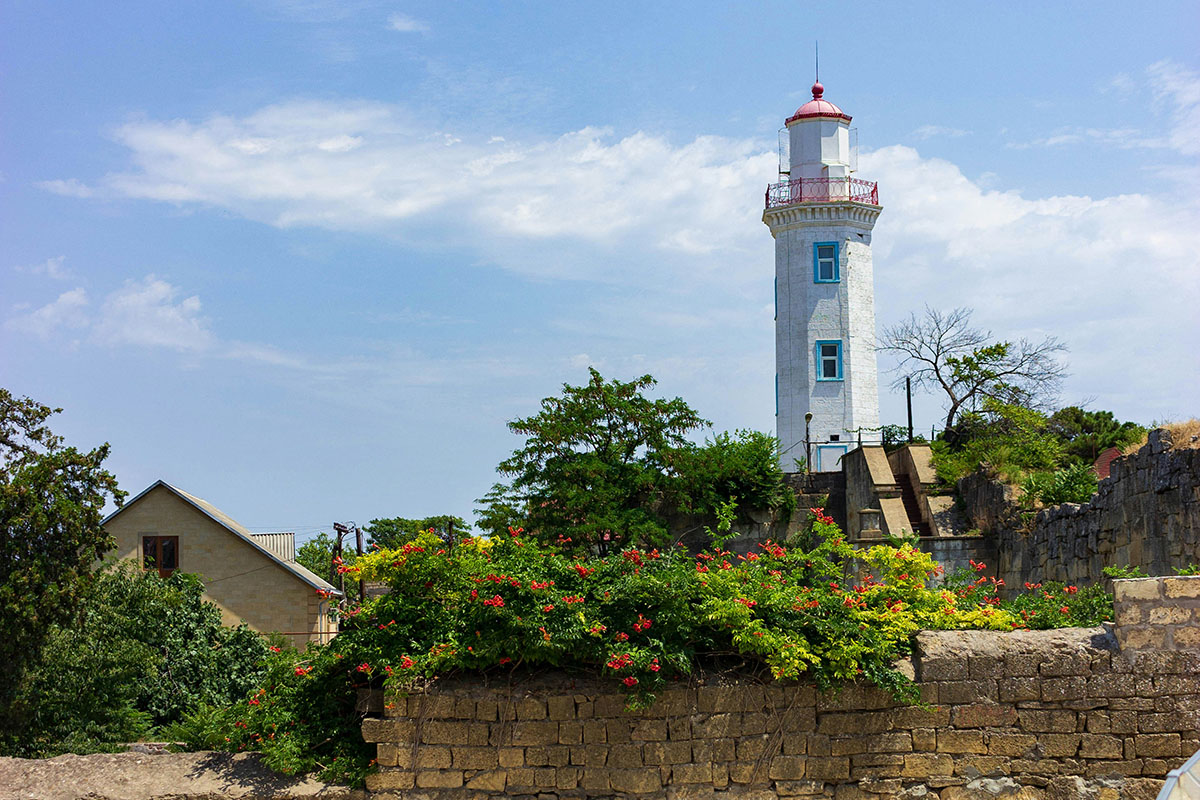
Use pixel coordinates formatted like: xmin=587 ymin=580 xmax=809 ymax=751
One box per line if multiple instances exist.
xmin=804 ymin=412 xmax=813 ymax=478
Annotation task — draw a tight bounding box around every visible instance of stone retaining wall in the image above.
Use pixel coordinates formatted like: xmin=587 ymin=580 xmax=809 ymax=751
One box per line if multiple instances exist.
xmin=960 ymin=429 xmax=1200 ymax=589
xmin=1113 ymin=576 xmax=1200 ymax=652
xmin=363 ymin=615 xmax=1200 ymax=798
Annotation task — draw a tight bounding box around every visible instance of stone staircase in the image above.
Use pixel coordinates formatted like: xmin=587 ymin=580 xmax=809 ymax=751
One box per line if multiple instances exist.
xmin=898 ymin=470 xmax=932 ymax=537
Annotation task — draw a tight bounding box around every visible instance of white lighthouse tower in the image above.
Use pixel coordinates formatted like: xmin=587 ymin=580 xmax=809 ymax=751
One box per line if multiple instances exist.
xmin=764 ymin=80 xmax=882 ymax=472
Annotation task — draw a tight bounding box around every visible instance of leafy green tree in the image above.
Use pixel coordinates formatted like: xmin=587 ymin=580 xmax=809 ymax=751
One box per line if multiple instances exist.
xmin=473 ymin=483 xmax=527 ymax=538
xmin=881 ymin=307 xmax=1067 ymax=436
xmin=296 ymin=532 xmax=338 ymax=584
xmin=1047 ymin=406 xmax=1145 ymax=465
xmin=930 ymin=399 xmax=1063 ymax=485
xmin=7 ymin=565 xmax=269 ymax=756
xmin=0 ymin=389 xmax=125 ymax=741
xmin=673 ymin=430 xmax=795 ymax=521
xmin=482 ymin=369 xmax=707 ymax=551
xmin=364 ymin=515 xmax=468 ymax=549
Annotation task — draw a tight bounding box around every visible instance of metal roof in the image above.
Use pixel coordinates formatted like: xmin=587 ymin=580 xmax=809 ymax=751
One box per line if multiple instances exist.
xmin=104 ymin=480 xmax=341 ymax=596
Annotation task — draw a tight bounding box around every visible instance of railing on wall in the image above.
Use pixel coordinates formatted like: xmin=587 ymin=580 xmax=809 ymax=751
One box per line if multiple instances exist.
xmin=765 ymin=176 xmax=879 ymax=208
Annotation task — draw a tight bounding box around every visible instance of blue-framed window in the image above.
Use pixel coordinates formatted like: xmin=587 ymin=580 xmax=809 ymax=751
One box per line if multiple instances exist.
xmin=816 ymin=444 xmax=848 ymax=472
xmin=815 ymin=340 xmax=843 ymax=381
xmin=813 ymin=241 xmax=839 ymax=283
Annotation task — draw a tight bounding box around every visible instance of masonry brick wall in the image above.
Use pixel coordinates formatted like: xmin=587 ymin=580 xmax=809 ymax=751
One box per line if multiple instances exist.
xmin=1114 ymin=576 xmax=1200 ymax=651
xmin=363 ymin=621 xmax=1199 ymax=799
xmin=959 ymin=430 xmax=1200 ymax=590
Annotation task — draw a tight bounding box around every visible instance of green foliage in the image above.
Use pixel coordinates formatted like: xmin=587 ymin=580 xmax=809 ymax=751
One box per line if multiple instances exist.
xmin=174 ymin=513 xmax=1128 ymax=787
xmin=1174 ymin=565 xmax=1200 ymax=576
xmin=1102 ymin=564 xmax=1149 ymax=579
xmin=0 ymin=389 xmax=125 ymax=741
xmin=480 ymin=369 xmax=708 ymax=551
xmin=1003 ymin=580 xmax=1112 ymax=629
xmin=4 ymin=565 xmax=270 ymax=756
xmin=881 ymin=424 xmax=920 ymax=451
xmin=165 ymin=646 xmax=372 ymax=787
xmin=941 ymin=563 xmax=1113 ymax=629
xmin=1048 ymin=407 xmax=1146 ymax=466
xmin=931 ymin=400 xmax=1063 ymax=485
xmin=365 ymin=515 xmax=468 ymax=548
xmin=344 ymin=512 xmax=1019 ymax=707
xmin=296 ymin=532 xmax=338 ymax=585
xmin=672 ymin=430 xmax=795 ymax=521
xmin=1021 ymin=462 xmax=1098 ymax=507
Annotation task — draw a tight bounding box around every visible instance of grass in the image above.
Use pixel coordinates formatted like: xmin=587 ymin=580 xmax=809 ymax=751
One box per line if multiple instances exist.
xmin=1122 ymin=420 xmax=1200 ymax=456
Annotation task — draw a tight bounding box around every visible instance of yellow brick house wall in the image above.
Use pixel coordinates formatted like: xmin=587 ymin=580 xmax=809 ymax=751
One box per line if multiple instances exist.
xmin=105 ymin=485 xmax=332 ymax=648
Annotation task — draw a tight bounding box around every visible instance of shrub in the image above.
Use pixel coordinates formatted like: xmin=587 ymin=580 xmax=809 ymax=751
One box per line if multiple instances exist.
xmin=166 ymin=645 xmax=372 ymax=786
xmin=347 ymin=510 xmax=1019 ymax=703
xmin=1021 ymin=462 xmax=1098 ymax=507
xmin=4 ymin=564 xmax=270 ymax=756
xmin=941 ymin=562 xmax=1113 ymax=629
xmin=672 ymin=429 xmax=796 ymax=521
xmin=931 ymin=400 xmax=1063 ymax=485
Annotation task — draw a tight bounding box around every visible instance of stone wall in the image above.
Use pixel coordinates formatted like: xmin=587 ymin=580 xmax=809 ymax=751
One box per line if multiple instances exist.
xmin=960 ymin=430 xmax=1200 ymax=589
xmin=363 ymin=624 xmax=1199 ymax=799
xmin=1113 ymin=576 xmax=1200 ymax=652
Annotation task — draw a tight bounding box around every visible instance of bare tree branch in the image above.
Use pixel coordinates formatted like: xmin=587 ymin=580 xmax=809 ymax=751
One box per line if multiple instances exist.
xmin=878 ymin=306 xmax=1068 ymax=434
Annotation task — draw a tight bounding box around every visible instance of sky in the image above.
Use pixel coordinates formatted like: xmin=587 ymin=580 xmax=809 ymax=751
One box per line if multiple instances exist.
xmin=2 ymin=1 xmax=1198 ymax=542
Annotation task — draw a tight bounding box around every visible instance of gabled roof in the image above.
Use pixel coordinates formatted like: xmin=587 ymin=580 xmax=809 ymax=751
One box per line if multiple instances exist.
xmin=104 ymin=480 xmax=341 ymax=596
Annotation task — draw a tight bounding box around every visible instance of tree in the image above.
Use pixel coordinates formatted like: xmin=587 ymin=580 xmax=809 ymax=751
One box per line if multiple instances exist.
xmin=295 ymin=532 xmax=338 ymax=585
xmin=672 ymin=430 xmax=795 ymax=521
xmin=1047 ymin=406 xmax=1146 ymax=465
xmin=364 ymin=515 xmax=468 ymax=549
xmin=0 ymin=389 xmax=125 ymax=740
xmin=8 ymin=565 xmax=269 ymax=756
xmin=879 ymin=307 xmax=1067 ymax=436
xmin=480 ymin=369 xmax=707 ymax=551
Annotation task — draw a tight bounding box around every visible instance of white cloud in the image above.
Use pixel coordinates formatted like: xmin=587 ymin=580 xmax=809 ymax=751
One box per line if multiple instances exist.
xmin=861 ymin=143 xmax=1200 ymax=417
xmin=1146 ymin=60 xmax=1200 ymax=156
xmin=912 ymin=125 xmax=969 ymax=140
xmin=32 ymin=62 xmax=1200 ymax=423
xmin=1010 ymin=61 xmax=1200 ymax=155
xmin=51 ymin=102 xmax=771 ymax=283
xmin=5 ymin=288 xmax=89 ymax=339
xmin=14 ymin=255 xmax=71 ymax=280
xmin=37 ymin=178 xmax=95 ymax=198
xmin=387 ymin=13 xmax=427 ymax=33
xmin=92 ymin=276 xmax=215 ymax=352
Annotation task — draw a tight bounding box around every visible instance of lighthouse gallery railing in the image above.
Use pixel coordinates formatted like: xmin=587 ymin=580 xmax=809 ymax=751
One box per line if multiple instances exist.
xmin=765 ymin=177 xmax=879 ymax=209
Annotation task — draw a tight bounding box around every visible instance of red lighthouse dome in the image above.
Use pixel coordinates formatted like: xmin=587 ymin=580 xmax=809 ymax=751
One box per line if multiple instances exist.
xmin=786 ymin=81 xmax=852 ymax=125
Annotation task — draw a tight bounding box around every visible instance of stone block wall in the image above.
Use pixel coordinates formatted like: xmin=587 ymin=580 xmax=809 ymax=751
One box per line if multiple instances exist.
xmin=1114 ymin=576 xmax=1200 ymax=651
xmin=363 ymin=625 xmax=1199 ymax=799
xmin=959 ymin=430 xmax=1200 ymax=589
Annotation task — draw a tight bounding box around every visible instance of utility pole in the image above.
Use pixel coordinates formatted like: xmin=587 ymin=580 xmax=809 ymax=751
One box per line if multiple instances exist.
xmin=906 ymin=376 xmax=914 ymax=443
xmin=332 ymin=522 xmax=350 ymax=598
xmin=354 ymin=524 xmax=365 ymax=604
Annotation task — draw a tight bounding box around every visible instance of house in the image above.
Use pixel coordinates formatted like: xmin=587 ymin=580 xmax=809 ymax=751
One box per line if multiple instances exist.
xmin=103 ymin=480 xmax=340 ymax=648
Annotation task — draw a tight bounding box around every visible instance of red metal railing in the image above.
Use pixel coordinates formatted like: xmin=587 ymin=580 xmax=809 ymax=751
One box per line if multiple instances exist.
xmin=765 ymin=176 xmax=879 ymax=209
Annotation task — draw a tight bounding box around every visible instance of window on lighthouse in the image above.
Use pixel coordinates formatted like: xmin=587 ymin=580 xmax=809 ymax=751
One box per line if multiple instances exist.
xmin=816 ymin=340 xmax=843 ymax=381
xmin=814 ymin=242 xmax=839 ymax=283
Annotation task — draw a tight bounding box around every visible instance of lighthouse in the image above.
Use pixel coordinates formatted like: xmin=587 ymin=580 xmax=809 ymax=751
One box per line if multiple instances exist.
xmin=764 ymin=81 xmax=882 ymax=472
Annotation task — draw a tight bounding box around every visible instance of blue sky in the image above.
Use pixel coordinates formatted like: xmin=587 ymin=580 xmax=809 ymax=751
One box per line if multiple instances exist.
xmin=3 ymin=1 xmax=1198 ymax=541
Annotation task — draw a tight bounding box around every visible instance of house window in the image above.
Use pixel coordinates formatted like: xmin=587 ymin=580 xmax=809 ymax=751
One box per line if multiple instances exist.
xmin=142 ymin=535 xmax=179 ymax=579
xmin=813 ymin=242 xmax=839 ymax=283
xmin=815 ymin=340 xmax=843 ymax=381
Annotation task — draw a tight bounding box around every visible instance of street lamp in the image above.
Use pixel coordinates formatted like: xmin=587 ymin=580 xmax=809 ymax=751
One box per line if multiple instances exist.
xmin=804 ymin=412 xmax=813 ymax=477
